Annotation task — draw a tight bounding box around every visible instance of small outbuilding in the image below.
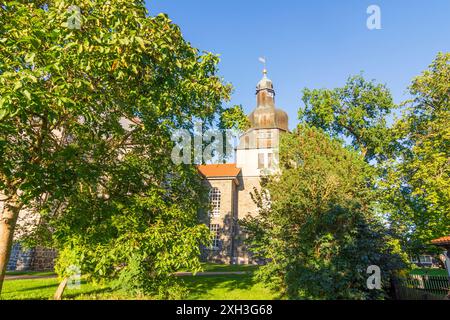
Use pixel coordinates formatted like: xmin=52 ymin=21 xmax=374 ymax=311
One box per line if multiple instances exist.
xmin=431 ymin=235 xmax=450 ymax=299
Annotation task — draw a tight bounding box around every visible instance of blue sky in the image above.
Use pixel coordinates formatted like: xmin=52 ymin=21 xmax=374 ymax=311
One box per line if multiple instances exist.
xmin=147 ymin=0 xmax=450 ymax=129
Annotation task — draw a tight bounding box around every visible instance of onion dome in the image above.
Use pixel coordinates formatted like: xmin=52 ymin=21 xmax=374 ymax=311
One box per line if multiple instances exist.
xmin=248 ymin=69 xmax=288 ymax=131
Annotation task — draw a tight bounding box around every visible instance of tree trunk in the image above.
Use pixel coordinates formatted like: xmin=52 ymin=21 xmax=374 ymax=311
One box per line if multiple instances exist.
xmin=0 ymin=195 xmax=22 ymax=295
xmin=54 ymin=277 xmax=68 ymax=300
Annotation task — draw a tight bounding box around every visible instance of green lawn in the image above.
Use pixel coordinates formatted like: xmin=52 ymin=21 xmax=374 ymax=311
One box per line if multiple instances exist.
xmin=1 ymin=264 xmax=276 ymax=300
xmin=197 ymin=263 xmax=259 ymax=273
xmin=5 ymin=265 xmax=446 ymax=300
xmin=1 ymin=278 xmax=110 ymax=300
xmin=410 ymin=268 xmax=448 ymax=276
xmin=182 ymin=274 xmax=275 ymax=300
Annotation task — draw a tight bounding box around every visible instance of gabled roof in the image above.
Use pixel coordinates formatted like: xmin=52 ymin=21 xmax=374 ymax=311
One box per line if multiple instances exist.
xmin=197 ymin=163 xmax=241 ymax=178
xmin=431 ymin=236 xmax=450 ymax=246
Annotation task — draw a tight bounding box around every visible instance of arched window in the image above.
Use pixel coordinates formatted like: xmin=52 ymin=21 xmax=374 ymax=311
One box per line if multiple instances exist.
xmin=209 ymin=187 xmax=221 ymax=217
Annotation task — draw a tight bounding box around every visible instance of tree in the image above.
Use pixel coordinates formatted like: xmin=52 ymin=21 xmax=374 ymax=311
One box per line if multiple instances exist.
xmin=0 ymin=0 xmax=231 ymax=295
xmin=241 ymin=126 xmax=407 ymax=300
xmin=49 ymin=157 xmax=211 ymax=299
xmin=386 ymin=52 xmax=450 ymax=249
xmin=300 ymin=75 xmax=398 ymax=163
xmin=299 ymin=73 xmax=408 ymax=260
xmin=219 ymin=104 xmax=250 ymax=132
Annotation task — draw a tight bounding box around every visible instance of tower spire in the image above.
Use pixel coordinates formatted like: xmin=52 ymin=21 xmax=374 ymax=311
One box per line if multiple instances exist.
xmin=248 ymin=61 xmax=288 ymax=132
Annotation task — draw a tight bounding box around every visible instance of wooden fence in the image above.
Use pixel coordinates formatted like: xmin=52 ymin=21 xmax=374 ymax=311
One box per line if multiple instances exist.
xmin=394 ymin=274 xmax=450 ymax=300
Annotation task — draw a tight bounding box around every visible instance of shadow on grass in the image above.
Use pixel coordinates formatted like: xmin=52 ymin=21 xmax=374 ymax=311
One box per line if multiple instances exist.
xmin=14 ymin=283 xmax=58 ymax=293
xmin=8 ymin=279 xmax=110 ymax=300
xmin=181 ymin=274 xmax=261 ymax=299
xmin=63 ymin=287 xmax=112 ymax=300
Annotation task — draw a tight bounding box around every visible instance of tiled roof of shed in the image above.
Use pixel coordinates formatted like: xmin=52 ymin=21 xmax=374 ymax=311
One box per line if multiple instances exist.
xmin=431 ymin=236 xmax=450 ymax=246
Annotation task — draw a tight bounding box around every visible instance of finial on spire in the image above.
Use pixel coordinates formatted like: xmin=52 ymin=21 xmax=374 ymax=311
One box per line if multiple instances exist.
xmin=259 ymin=57 xmax=267 ymax=77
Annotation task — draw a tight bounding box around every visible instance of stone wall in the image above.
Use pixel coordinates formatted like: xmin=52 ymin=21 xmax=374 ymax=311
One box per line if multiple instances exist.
xmin=7 ymin=242 xmax=57 ymax=272
xmin=7 ymin=243 xmax=34 ymax=271
xmin=200 ymin=175 xmax=265 ymax=265
xmin=234 ymin=176 xmax=261 ymax=264
xmin=30 ymin=246 xmax=58 ymax=271
xmin=201 ymin=178 xmax=238 ymax=264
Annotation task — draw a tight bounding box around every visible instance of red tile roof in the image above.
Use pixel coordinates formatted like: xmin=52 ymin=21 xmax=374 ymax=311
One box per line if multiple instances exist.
xmin=197 ymin=164 xmax=241 ymax=178
xmin=431 ymin=236 xmax=450 ymax=246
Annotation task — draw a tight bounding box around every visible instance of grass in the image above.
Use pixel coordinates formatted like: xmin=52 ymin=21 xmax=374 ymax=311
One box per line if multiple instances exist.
xmin=1 ymin=263 xmax=275 ymax=300
xmin=182 ymin=274 xmax=275 ymax=300
xmin=5 ymin=265 xmax=446 ymax=300
xmin=1 ymin=278 xmax=110 ymax=300
xmin=409 ymin=268 xmax=448 ymax=277
xmin=197 ymin=263 xmax=259 ymax=273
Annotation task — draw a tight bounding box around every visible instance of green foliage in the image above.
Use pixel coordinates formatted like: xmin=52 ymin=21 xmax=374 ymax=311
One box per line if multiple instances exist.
xmin=241 ymin=126 xmax=407 ymax=300
xmin=385 ymin=52 xmax=450 ymax=248
xmin=0 ymin=0 xmax=230 ymax=200
xmin=219 ymin=104 xmax=251 ymax=132
xmin=300 ymin=74 xmax=398 ymax=162
xmin=298 ymin=63 xmax=447 ymax=259
xmin=50 ymin=162 xmax=211 ymax=297
xmin=0 ymin=0 xmax=231 ymax=296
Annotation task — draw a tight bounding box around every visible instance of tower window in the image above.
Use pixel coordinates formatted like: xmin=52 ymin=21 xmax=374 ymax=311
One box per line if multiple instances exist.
xmin=209 ymin=224 xmax=220 ymax=250
xmin=258 ymin=153 xmax=265 ymax=169
xmin=268 ymin=153 xmax=274 ymax=168
xmin=208 ymin=187 xmax=221 ymax=217
xmin=244 ymin=136 xmax=250 ymax=149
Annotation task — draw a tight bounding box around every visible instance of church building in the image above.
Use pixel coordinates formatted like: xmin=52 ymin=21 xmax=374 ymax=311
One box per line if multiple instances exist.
xmin=198 ymin=68 xmax=288 ymax=264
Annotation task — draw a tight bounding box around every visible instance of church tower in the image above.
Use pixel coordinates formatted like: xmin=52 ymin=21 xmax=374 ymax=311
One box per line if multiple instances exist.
xmin=198 ymin=67 xmax=289 ymax=265
xmin=236 ymin=68 xmax=289 ymax=178
xmin=233 ymin=68 xmax=289 ymax=263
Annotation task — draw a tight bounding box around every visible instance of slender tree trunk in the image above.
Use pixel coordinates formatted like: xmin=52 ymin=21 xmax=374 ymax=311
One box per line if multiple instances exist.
xmin=0 ymin=195 xmax=22 ymax=295
xmin=54 ymin=277 xmax=68 ymax=300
